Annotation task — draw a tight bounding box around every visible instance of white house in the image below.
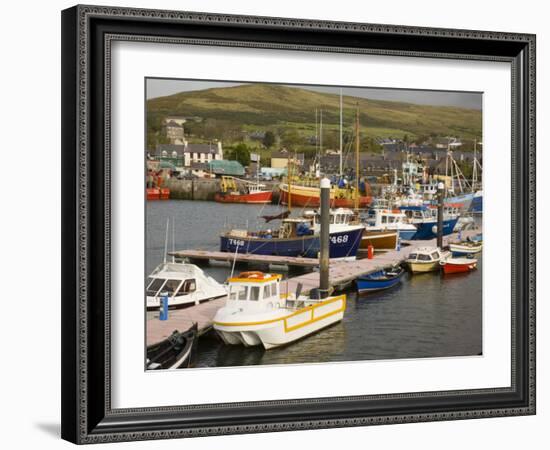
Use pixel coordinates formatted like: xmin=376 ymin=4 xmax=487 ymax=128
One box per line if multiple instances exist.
xmin=156 ymin=142 xmax=223 ymax=168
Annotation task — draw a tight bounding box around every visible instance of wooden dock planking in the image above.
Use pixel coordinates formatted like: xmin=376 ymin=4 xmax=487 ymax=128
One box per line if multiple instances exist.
xmin=147 ymin=297 xmax=225 ymax=346
xmin=148 ymin=230 xmax=480 ymax=345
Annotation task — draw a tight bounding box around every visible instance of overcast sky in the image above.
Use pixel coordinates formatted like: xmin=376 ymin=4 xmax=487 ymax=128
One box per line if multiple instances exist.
xmin=146 ymin=78 xmax=482 ymax=110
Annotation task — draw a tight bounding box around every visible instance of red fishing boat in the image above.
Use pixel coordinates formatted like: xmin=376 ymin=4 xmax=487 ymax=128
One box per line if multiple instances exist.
xmin=215 ymin=176 xmax=273 ymax=204
xmin=279 ymin=183 xmax=371 ymax=208
xmin=146 ymin=187 xmax=171 ymax=200
xmin=146 ymin=169 xmax=170 ymax=200
xmin=146 ymin=187 xmax=161 ymax=200
xmin=440 ymin=257 xmax=478 ymax=274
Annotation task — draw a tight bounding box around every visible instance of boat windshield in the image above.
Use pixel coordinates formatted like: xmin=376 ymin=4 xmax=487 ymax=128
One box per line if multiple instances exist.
xmin=409 ymin=253 xmax=417 ymax=260
xmin=418 ymin=254 xmax=431 ymax=261
xmin=163 ymin=279 xmax=183 ymax=295
xmin=146 ymin=278 xmax=165 ymax=296
xmin=177 ymin=279 xmax=196 ymax=295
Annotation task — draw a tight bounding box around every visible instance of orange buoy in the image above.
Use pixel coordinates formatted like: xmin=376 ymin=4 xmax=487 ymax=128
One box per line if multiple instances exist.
xmin=367 ymin=244 xmax=374 ymax=259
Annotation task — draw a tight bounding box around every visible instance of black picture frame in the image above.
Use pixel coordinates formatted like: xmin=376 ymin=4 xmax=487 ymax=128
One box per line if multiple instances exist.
xmin=61 ymin=4 xmax=536 ymax=444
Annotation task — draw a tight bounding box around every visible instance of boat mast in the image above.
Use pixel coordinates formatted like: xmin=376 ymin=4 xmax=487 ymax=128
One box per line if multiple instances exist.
xmin=315 ymin=108 xmax=318 ymax=176
xmin=445 ymin=140 xmax=450 ymax=195
xmin=339 ymin=89 xmax=343 ymax=177
xmin=163 ymin=217 xmax=169 ymax=264
xmin=355 ymin=104 xmax=360 ymax=210
xmin=171 ymin=217 xmax=175 ymax=263
xmin=287 ymin=151 xmax=292 ymax=210
xmin=472 ymin=138 xmax=477 ymax=191
xmin=319 ymin=109 xmax=323 ymax=176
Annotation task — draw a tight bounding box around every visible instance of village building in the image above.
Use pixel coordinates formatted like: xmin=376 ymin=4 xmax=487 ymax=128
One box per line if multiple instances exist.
xmin=270 ymin=149 xmax=305 ymax=169
xmin=156 ymin=142 xmax=224 ymax=167
xmin=161 ymin=116 xmax=187 ymax=144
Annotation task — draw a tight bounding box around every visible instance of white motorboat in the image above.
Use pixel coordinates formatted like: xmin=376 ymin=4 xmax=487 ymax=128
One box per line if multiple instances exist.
xmin=362 ymin=208 xmax=418 ymax=241
xmin=404 ymin=247 xmax=450 ymax=273
xmin=146 ymin=262 xmax=227 ymax=310
xmin=213 ymin=271 xmax=346 ymax=350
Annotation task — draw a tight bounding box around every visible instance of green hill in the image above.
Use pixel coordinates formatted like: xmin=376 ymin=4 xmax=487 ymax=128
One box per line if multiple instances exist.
xmin=146 ymin=83 xmax=481 ymax=151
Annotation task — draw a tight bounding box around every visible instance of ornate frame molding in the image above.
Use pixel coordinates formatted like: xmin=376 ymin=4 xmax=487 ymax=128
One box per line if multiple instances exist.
xmin=61 ymin=5 xmax=536 ymax=444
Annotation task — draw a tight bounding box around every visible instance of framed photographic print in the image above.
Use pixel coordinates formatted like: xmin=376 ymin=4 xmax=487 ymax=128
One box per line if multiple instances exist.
xmin=61 ymin=5 xmax=536 ymax=444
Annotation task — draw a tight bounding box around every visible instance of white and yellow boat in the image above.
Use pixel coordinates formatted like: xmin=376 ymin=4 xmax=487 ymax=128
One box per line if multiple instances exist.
xmin=404 ymin=247 xmax=449 ymax=273
xmin=213 ymin=271 xmax=346 ymax=350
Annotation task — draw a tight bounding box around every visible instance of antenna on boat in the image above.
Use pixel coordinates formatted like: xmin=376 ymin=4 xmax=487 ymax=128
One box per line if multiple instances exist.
xmin=319 ymin=109 xmax=323 ymax=176
xmin=171 ymin=216 xmax=175 ymax=263
xmin=339 ymin=88 xmax=343 ymax=177
xmin=355 ymin=103 xmax=360 ymax=211
xmin=163 ymin=217 xmax=169 ymax=264
xmin=229 ymin=244 xmax=240 ymax=279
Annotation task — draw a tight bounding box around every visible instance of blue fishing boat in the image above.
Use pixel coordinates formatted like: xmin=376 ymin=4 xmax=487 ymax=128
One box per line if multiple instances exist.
xmin=445 ymin=192 xmax=474 ymax=211
xmin=356 ymin=266 xmax=405 ymax=294
xmin=220 ymin=211 xmax=365 ymax=260
xmin=398 ymin=205 xmax=459 ymax=240
xmin=469 ymin=190 xmax=483 ymax=213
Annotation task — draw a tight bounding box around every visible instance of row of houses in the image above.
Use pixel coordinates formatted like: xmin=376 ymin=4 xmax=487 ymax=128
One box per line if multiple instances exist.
xmin=155 ymin=116 xmax=478 ymax=180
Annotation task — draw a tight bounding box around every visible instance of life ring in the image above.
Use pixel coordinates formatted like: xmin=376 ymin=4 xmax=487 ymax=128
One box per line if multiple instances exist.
xmin=238 ymin=271 xmax=265 ymax=279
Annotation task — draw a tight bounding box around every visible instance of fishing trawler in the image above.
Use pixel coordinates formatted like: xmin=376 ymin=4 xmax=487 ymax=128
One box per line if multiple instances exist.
xmin=362 ymin=208 xmax=418 ymax=241
xmin=469 ymin=190 xmax=483 ymax=213
xmin=214 ymin=176 xmax=272 ymax=204
xmin=213 ymin=272 xmax=346 ymax=349
xmin=220 ymin=208 xmax=364 ymax=260
xmin=279 ymin=183 xmax=371 ymax=208
xmin=278 ymin=97 xmax=371 ymax=209
xmin=399 ymin=205 xmax=459 ymax=240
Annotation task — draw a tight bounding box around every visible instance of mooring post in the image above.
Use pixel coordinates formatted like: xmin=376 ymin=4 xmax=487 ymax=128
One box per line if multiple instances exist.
xmin=159 ymin=292 xmax=169 ymax=321
xmin=319 ymin=177 xmax=330 ymax=299
xmin=437 ymin=181 xmax=445 ymax=249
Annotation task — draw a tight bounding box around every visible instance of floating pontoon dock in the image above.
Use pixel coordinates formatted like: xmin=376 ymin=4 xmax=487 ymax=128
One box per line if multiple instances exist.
xmin=168 ymin=249 xmax=319 ymax=268
xmin=148 ymin=230 xmax=479 ymax=346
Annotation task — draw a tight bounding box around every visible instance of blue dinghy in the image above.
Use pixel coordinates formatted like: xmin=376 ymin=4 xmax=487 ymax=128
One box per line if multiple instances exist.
xmin=356 ymin=266 xmax=405 ymax=294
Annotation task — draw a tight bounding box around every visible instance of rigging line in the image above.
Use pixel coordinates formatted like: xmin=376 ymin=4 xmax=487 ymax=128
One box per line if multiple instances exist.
xmin=163 ymin=217 xmax=169 ymax=264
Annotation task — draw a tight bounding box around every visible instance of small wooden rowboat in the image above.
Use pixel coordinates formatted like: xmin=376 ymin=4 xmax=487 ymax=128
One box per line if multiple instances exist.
xmin=449 ymin=240 xmax=482 ymax=256
xmin=440 ymin=257 xmax=478 ymax=274
xmin=146 ymin=323 xmax=198 ymax=370
xmin=356 ymin=267 xmax=405 ymax=294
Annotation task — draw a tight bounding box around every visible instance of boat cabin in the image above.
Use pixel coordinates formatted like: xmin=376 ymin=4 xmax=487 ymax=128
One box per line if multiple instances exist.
xmin=247 ymin=183 xmax=268 ymax=194
xmin=279 ymin=218 xmax=314 ymax=238
xmin=226 ymin=272 xmax=283 ymax=310
xmin=304 ymin=208 xmax=358 ymax=229
xmin=399 ymin=205 xmax=430 ymax=221
xmin=406 ymin=247 xmax=444 ymax=262
xmin=146 ymin=263 xmax=197 ymax=298
xmin=364 ymin=209 xmax=407 ymax=228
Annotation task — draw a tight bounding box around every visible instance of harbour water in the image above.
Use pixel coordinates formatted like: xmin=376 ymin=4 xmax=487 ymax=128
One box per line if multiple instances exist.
xmin=147 ymin=200 xmax=482 ymax=368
